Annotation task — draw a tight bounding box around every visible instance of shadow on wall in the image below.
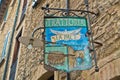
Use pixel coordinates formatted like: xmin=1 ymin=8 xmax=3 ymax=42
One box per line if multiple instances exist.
xmin=38 ymin=71 xmax=54 ymax=80
xmin=110 ymin=75 xmax=120 ymax=80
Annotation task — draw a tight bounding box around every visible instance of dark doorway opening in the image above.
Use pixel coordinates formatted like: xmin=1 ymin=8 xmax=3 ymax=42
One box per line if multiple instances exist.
xmin=48 ymin=75 xmax=54 ymax=80
xmin=38 ymin=71 xmax=54 ymax=80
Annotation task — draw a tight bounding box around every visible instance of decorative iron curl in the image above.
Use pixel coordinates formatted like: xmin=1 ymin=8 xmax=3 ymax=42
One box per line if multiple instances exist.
xmin=41 ymin=5 xmax=99 ymax=17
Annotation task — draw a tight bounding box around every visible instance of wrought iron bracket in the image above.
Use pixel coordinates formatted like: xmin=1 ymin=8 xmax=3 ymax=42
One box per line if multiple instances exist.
xmin=40 ymin=0 xmax=100 ymax=73
xmin=32 ymin=27 xmax=44 ymax=37
xmin=41 ymin=4 xmax=99 ymax=17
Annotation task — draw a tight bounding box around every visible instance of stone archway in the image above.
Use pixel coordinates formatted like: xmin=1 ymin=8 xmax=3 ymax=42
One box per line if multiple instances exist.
xmin=38 ymin=71 xmax=54 ymax=80
xmin=110 ymin=75 xmax=120 ymax=80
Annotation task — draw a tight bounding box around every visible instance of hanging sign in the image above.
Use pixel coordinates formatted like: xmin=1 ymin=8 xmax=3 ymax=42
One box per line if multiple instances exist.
xmin=44 ymin=17 xmax=92 ymax=72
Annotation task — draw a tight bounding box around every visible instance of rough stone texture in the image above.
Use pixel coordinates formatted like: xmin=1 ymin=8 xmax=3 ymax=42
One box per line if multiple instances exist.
xmin=0 ymin=0 xmax=120 ymax=80
xmin=79 ymin=49 xmax=120 ymax=80
xmin=0 ymin=0 xmax=27 ymax=80
xmin=0 ymin=1 xmax=19 ymax=80
xmin=13 ymin=0 xmax=120 ymax=80
xmin=16 ymin=0 xmax=68 ymax=80
xmin=76 ymin=0 xmax=120 ymax=80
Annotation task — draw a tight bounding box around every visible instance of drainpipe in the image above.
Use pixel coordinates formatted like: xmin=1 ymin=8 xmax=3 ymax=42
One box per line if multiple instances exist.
xmin=2 ymin=0 xmax=20 ymax=80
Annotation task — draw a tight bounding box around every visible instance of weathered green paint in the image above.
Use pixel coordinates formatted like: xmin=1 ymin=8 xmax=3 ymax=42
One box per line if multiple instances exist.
xmin=45 ymin=46 xmax=68 ymax=71
xmin=45 ymin=17 xmax=87 ymax=27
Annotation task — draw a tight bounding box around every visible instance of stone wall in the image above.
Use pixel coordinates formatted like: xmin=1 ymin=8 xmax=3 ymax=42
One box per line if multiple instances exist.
xmin=0 ymin=1 xmax=19 ymax=80
xmin=16 ymin=0 xmax=120 ymax=80
xmin=0 ymin=0 xmax=26 ymax=80
xmin=56 ymin=0 xmax=120 ymax=80
xmin=78 ymin=49 xmax=120 ymax=80
xmin=16 ymin=1 xmax=46 ymax=80
xmin=76 ymin=0 xmax=120 ymax=80
xmin=0 ymin=0 xmax=120 ymax=80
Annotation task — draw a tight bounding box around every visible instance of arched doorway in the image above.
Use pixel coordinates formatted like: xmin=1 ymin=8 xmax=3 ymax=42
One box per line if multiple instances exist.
xmin=110 ymin=75 xmax=120 ymax=80
xmin=38 ymin=71 xmax=54 ymax=80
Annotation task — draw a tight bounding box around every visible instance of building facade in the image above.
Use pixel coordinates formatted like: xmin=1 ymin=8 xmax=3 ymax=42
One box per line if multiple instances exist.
xmin=0 ymin=0 xmax=120 ymax=80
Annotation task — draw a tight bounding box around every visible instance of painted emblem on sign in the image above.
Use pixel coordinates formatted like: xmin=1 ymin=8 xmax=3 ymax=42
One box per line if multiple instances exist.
xmin=50 ymin=28 xmax=81 ymax=41
xmin=44 ymin=17 xmax=92 ymax=72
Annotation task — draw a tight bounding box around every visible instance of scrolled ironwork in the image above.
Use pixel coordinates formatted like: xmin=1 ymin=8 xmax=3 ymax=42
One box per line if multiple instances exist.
xmin=41 ymin=5 xmax=99 ymax=17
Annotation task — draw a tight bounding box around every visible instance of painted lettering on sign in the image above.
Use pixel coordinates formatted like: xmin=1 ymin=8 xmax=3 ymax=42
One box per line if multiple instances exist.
xmin=45 ymin=18 xmax=87 ymax=27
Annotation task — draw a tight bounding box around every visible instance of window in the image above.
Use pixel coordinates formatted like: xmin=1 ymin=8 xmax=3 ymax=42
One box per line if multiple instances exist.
xmin=0 ymin=7 xmax=8 ymax=31
xmin=0 ymin=2 xmax=8 ymax=31
xmin=4 ymin=8 xmax=8 ymax=21
xmin=0 ymin=31 xmax=11 ymax=64
xmin=20 ymin=0 xmax=27 ymax=21
xmin=0 ymin=0 xmax=2 ymax=6
xmin=9 ymin=29 xmax=22 ymax=80
xmin=0 ymin=0 xmax=2 ymax=4
xmin=16 ymin=0 xmax=27 ymax=30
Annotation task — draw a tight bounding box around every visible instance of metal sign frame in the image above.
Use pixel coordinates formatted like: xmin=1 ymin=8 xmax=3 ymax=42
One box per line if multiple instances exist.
xmin=44 ymin=16 xmax=93 ymax=72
